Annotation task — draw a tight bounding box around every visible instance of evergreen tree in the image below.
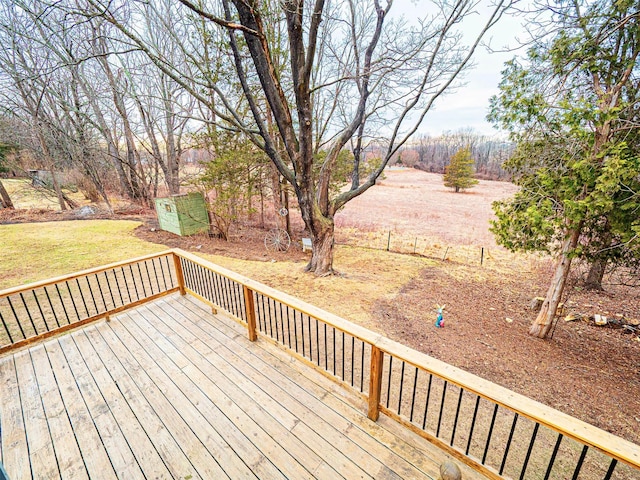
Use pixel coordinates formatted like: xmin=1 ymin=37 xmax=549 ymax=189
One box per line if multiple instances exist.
xmin=488 ymin=0 xmax=640 ymax=338
xmin=443 ymin=148 xmax=478 ymax=193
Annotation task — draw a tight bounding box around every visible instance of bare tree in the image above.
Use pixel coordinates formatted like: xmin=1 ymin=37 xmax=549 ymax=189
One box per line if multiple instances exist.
xmin=84 ymin=0 xmax=511 ymax=273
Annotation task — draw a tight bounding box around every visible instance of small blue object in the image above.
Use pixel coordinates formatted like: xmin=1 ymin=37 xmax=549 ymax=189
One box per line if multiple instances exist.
xmin=435 ymin=305 xmax=445 ymax=328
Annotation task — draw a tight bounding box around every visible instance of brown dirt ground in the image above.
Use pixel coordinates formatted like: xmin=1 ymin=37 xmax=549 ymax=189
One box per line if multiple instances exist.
xmin=2 ymin=169 xmax=639 ymax=447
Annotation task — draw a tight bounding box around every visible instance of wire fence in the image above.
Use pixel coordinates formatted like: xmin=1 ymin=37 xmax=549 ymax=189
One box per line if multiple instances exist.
xmin=333 ymin=227 xmax=533 ymax=270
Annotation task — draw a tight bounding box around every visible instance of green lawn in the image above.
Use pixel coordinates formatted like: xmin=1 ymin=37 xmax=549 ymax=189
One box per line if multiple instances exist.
xmin=0 ymin=219 xmax=436 ymax=327
xmin=3 ymin=178 xmax=88 ymax=209
xmin=0 ymin=220 xmax=165 ymax=289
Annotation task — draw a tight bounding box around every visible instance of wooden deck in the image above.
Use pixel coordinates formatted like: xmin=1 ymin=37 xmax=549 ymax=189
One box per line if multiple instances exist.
xmin=0 ymin=294 xmax=483 ymax=480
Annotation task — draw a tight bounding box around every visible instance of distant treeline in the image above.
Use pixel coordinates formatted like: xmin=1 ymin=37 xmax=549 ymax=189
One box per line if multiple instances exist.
xmin=373 ymin=130 xmax=514 ymax=180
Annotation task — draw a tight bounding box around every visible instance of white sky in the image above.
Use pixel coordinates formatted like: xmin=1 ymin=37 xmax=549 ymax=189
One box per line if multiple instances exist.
xmin=393 ymin=1 xmax=528 ymax=137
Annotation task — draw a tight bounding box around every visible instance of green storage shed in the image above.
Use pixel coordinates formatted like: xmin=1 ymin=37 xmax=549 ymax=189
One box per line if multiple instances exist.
xmin=155 ymin=192 xmax=210 ymax=236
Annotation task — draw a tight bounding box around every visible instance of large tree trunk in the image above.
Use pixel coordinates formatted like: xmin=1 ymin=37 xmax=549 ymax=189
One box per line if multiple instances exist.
xmin=529 ymin=227 xmax=581 ymax=338
xmin=585 ymin=257 xmax=607 ymax=290
xmin=305 ymin=220 xmax=335 ymax=275
xmin=0 ymin=180 xmax=14 ymax=209
xmin=50 ymin=170 xmax=67 ymax=211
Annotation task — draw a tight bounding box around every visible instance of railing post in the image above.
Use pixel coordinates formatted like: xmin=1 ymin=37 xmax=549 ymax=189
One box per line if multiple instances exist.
xmin=368 ymin=345 xmax=384 ymax=421
xmin=172 ymin=253 xmax=186 ymax=295
xmin=243 ymin=285 xmax=257 ymax=341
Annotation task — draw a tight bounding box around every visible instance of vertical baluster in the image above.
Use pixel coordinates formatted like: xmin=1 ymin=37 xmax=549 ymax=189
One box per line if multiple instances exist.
xmin=85 ymin=276 xmax=98 ymax=317
xmin=518 ymin=422 xmax=539 ymax=480
xmin=360 ymin=341 xmax=365 ymax=392
xmin=218 ymin=273 xmax=228 ymax=310
xmin=8 ymin=296 xmax=27 ymax=338
xmin=181 ymin=259 xmax=192 ymax=291
xmin=151 ymin=258 xmax=163 ymax=292
xmin=499 ymin=413 xmax=519 ymax=475
xmin=409 ymin=367 xmax=419 ymax=422
xmin=43 ymin=286 xmax=61 ymax=328
xmin=19 ymin=292 xmax=38 ymax=335
xmin=261 ymin=296 xmax=269 ymax=336
xmin=279 ymin=303 xmax=287 ymax=347
xmin=54 ymin=284 xmax=71 ymax=325
xmin=436 ymin=380 xmax=448 ymax=438
xmin=286 ymin=305 xmax=292 ymax=347
xmin=120 ymin=267 xmax=133 ymax=303
xmin=199 ymin=266 xmax=208 ymax=300
xmin=482 ymin=404 xmax=500 ymax=465
xmin=104 ymin=271 xmax=117 ymax=309
xmin=227 ymin=279 xmax=237 ymax=314
xmin=220 ymin=275 xmax=231 ymax=312
xmin=255 ymin=294 xmax=264 ymax=332
xmin=603 ymin=459 xmax=617 ymax=480
xmin=273 ymin=299 xmax=280 ymax=342
xmin=128 ymin=265 xmax=140 ymax=300
xmin=32 ymin=290 xmax=49 ymax=331
xmin=210 ymin=270 xmax=221 ymax=307
xmin=205 ymin=269 xmax=216 ymax=305
xmin=324 ymin=323 xmax=328 ymax=371
xmin=143 ymin=261 xmax=155 ymax=295
xmin=350 ymin=336 xmax=355 ymax=387
xmin=165 ymin=255 xmax=177 ymax=288
xmin=237 ymin=283 xmax=247 ymax=321
xmin=451 ymin=387 xmax=464 ymax=446
xmin=191 ymin=263 xmax=201 ymax=296
xmin=226 ymin=278 xmax=236 ymax=315
xmin=136 ymin=263 xmax=147 ymax=297
xmin=293 ymin=310 xmax=299 ymax=353
xmin=300 ymin=310 xmax=306 ymax=357
xmin=385 ymin=356 xmax=393 ymax=408
xmin=262 ymin=295 xmax=270 ymax=333
xmin=316 ymin=319 xmax=320 ymax=366
xmin=308 ymin=315 xmax=313 ymax=362
xmin=332 ymin=327 xmax=336 ymax=375
xmin=75 ymin=278 xmax=90 ymax=317
xmin=341 ymin=331 xmax=345 ymax=380
xmin=94 ymin=274 xmax=107 ymax=313
xmin=397 ymin=360 xmax=406 ymax=415
xmin=543 ymin=434 xmax=564 ymax=480
xmin=0 ymin=308 xmax=14 ymax=343
xmin=113 ymin=269 xmax=125 ymax=305
xmin=570 ymin=445 xmax=588 ymax=480
xmin=422 ymin=374 xmax=433 ymax=430
xmin=65 ymin=281 xmax=81 ymax=321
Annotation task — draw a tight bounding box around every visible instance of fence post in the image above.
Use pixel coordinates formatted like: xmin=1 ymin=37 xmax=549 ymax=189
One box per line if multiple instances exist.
xmin=172 ymin=253 xmax=186 ymax=295
xmin=243 ymin=285 xmax=258 ymax=341
xmin=368 ymin=345 xmax=384 ymax=421
xmin=387 ymin=231 xmax=391 ymax=251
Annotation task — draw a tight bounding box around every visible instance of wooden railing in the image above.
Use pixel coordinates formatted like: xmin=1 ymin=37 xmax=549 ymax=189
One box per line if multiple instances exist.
xmin=174 ymin=249 xmax=640 ymax=480
xmin=0 ymin=251 xmax=179 ymax=354
xmin=1 ymin=249 xmax=638 ymax=479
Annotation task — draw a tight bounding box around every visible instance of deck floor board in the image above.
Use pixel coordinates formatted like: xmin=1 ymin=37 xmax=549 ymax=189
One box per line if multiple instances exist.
xmin=0 ymin=294 xmax=484 ymax=480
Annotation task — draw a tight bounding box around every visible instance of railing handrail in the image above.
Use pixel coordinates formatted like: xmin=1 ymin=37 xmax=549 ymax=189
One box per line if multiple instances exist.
xmin=173 ymin=249 xmax=383 ymax=345
xmin=0 ymin=250 xmax=174 ymax=299
xmin=172 ymin=248 xmax=640 ymax=470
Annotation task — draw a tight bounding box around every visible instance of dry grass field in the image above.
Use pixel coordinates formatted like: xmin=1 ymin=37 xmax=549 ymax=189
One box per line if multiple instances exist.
xmin=335 ymin=167 xmax=518 ymax=246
